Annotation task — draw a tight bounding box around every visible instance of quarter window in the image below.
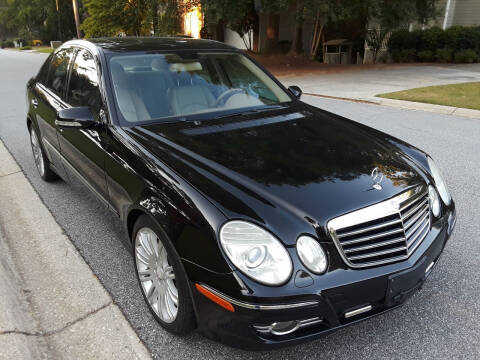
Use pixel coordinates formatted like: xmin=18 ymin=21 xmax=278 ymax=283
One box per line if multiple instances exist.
xmin=67 ymin=49 xmax=102 ymax=115
xmin=45 ymin=49 xmax=75 ymax=98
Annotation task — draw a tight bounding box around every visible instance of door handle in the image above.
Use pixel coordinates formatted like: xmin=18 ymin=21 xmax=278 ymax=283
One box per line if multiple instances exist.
xmin=31 ymin=98 xmax=39 ymax=108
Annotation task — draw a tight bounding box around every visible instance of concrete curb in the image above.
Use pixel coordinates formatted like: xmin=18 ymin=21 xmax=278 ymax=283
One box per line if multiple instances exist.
xmin=302 ymin=93 xmax=480 ymax=119
xmin=0 ymin=140 xmax=152 ymax=359
xmin=371 ymin=97 xmax=480 ymax=119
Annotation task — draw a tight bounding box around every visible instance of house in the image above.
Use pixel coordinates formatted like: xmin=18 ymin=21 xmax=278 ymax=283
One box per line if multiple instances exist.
xmin=439 ymin=0 xmax=480 ymax=28
xmin=180 ymin=1 xmax=479 ymax=57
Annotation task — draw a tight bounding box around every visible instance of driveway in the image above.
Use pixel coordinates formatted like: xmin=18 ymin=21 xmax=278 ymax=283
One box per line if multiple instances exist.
xmin=279 ymin=63 xmax=480 ymax=100
xmin=1 ymin=49 xmax=479 ymax=359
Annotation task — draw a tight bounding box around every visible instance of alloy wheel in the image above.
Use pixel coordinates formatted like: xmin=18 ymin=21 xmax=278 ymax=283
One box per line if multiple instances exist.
xmin=135 ymin=227 xmax=179 ymax=323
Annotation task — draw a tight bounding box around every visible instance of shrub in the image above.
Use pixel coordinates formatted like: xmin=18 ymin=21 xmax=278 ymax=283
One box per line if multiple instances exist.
xmin=420 ymin=27 xmax=445 ymax=51
xmin=417 ymin=50 xmax=435 ymax=62
xmin=389 ymin=26 xmax=480 ymax=63
xmin=389 ymin=30 xmax=417 ymax=53
xmin=1 ymin=40 xmax=14 ymax=48
xmin=436 ymin=48 xmax=454 ymax=63
xmin=454 ymin=49 xmax=478 ymax=63
xmin=445 ymin=26 xmax=478 ymax=50
xmin=20 ymin=46 xmax=32 ymax=50
xmin=394 ymin=48 xmax=417 ymax=62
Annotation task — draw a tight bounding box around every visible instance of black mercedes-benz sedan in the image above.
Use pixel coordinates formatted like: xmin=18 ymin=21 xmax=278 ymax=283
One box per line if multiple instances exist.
xmin=26 ymin=37 xmax=456 ymax=350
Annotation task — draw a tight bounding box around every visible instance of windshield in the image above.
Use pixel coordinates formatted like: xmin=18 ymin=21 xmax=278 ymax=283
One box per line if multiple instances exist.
xmin=108 ymin=52 xmax=292 ymax=124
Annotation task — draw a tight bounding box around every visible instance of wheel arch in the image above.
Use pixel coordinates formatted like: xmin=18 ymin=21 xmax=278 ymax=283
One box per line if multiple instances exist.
xmin=26 ymin=115 xmax=34 ymax=131
xmin=126 ymin=208 xmax=147 ymax=242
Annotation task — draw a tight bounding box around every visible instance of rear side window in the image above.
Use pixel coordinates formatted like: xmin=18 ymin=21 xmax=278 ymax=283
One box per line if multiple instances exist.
xmin=45 ymin=48 xmax=75 ymax=98
xmin=67 ymin=49 xmax=102 ymax=115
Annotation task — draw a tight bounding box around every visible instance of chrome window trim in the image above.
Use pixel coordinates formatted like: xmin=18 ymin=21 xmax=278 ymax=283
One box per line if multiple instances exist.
xmin=328 ymin=185 xmax=431 ymax=269
xmin=199 ymin=284 xmax=318 ymax=310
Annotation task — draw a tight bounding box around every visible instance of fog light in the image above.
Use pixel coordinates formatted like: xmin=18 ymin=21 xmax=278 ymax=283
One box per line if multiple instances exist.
xmin=270 ymin=321 xmax=299 ymax=335
xmin=254 ymin=317 xmax=323 ymax=336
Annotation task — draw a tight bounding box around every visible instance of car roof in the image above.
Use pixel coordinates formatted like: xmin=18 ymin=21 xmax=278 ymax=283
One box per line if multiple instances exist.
xmin=73 ymin=37 xmax=237 ymax=53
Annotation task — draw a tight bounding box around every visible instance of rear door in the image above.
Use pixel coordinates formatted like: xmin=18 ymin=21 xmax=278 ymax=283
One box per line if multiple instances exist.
xmin=57 ymin=47 xmax=110 ymax=207
xmin=32 ymin=48 xmax=75 ymax=178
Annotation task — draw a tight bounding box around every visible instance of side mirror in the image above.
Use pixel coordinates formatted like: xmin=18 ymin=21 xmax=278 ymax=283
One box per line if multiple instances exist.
xmin=56 ymin=107 xmax=95 ymax=129
xmin=288 ymin=85 xmax=302 ymax=99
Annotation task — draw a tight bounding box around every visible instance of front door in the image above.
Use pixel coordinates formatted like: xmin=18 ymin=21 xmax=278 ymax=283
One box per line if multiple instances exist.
xmin=57 ymin=47 xmax=110 ymax=208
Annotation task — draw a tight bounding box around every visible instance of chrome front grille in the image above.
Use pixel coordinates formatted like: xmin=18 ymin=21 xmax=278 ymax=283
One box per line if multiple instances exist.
xmin=328 ymin=185 xmax=431 ymax=268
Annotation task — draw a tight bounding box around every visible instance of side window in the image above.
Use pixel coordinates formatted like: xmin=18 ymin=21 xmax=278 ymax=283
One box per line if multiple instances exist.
xmin=45 ymin=49 xmax=75 ymax=98
xmin=67 ymin=49 xmax=102 ymax=116
xmin=36 ymin=54 xmax=52 ymax=84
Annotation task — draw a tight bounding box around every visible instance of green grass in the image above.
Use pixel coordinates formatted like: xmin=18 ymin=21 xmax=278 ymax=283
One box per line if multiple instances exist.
xmin=377 ymin=82 xmax=480 ymax=111
xmin=33 ymin=47 xmax=53 ymax=54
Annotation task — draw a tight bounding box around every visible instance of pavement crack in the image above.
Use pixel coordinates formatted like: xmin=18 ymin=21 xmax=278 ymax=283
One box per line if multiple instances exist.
xmin=0 ymin=170 xmax=22 ymax=178
xmin=0 ymin=301 xmax=112 ymax=338
xmin=0 ymin=329 xmax=42 ymax=336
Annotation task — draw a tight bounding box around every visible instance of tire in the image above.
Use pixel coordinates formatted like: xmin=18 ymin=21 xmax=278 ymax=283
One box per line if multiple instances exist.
xmin=132 ymin=215 xmax=196 ymax=334
xmin=29 ymin=124 xmax=57 ymax=182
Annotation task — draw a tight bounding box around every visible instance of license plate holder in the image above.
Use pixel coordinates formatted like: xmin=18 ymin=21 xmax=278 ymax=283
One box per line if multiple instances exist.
xmin=386 ymin=256 xmax=427 ymax=306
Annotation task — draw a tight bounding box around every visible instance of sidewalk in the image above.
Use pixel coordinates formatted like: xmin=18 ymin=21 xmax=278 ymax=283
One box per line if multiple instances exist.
xmin=277 ymin=63 xmax=480 ymax=119
xmin=0 ymin=140 xmax=151 ymax=359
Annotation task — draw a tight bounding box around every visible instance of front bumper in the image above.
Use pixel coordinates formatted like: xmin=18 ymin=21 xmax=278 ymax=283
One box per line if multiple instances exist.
xmin=187 ymin=209 xmax=456 ymax=350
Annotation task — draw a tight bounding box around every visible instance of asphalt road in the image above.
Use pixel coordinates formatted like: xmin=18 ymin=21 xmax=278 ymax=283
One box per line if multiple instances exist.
xmin=1 ymin=49 xmax=479 ymax=359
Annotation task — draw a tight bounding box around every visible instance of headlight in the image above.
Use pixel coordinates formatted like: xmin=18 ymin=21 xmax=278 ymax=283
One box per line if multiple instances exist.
xmin=296 ymin=236 xmax=327 ymax=274
xmin=427 ymin=157 xmax=451 ymax=205
xmin=429 ymin=185 xmax=441 ymax=217
xmin=219 ymin=221 xmax=292 ymax=286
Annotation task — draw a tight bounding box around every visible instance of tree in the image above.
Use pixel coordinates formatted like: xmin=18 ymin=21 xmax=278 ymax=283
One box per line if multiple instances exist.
xmin=259 ymin=0 xmax=289 ymax=53
xmin=81 ymin=0 xmax=122 ymax=37
xmin=81 ymin=0 xmax=183 ymax=37
xmin=82 ymin=0 xmax=152 ymax=37
xmin=0 ymin=0 xmax=78 ymax=42
xmin=155 ymin=0 xmax=182 ymax=36
xmin=288 ymin=0 xmax=304 ymax=55
xmin=365 ymin=27 xmax=389 ymax=63
xmin=202 ymin=0 xmax=258 ymax=50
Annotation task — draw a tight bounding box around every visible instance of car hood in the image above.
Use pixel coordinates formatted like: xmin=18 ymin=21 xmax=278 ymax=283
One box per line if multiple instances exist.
xmin=128 ymin=103 xmax=427 ymax=245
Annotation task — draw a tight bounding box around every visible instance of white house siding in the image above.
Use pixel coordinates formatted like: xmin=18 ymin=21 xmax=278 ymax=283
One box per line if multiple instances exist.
xmin=451 ymin=0 xmax=480 ymax=26
xmin=224 ymin=28 xmax=252 ymax=50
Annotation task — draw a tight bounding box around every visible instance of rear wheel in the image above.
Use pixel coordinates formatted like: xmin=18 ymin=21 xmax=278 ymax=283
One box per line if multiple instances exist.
xmin=29 ymin=126 xmax=57 ymax=181
xmin=133 ymin=215 xmax=196 ymax=334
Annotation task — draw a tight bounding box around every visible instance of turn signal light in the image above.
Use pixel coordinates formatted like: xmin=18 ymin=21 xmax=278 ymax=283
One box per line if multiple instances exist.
xmin=195 ymin=284 xmax=235 ymax=312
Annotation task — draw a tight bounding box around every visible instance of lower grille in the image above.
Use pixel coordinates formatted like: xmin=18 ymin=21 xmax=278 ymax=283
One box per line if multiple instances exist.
xmin=328 ymin=185 xmax=431 ymax=268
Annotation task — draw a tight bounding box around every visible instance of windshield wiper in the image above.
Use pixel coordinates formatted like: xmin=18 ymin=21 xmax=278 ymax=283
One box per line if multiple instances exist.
xmin=148 ymin=117 xmax=188 ymax=125
xmin=214 ymin=105 xmax=284 ymax=119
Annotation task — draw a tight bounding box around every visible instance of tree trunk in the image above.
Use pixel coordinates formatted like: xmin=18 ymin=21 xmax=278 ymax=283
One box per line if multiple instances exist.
xmin=311 ymin=24 xmax=323 ymax=60
xmin=265 ymin=13 xmax=279 ymax=54
xmin=72 ymin=0 xmax=81 ymax=39
xmin=151 ymin=1 xmax=159 ymax=35
xmin=288 ymin=0 xmax=304 ymax=55
xmin=215 ymin=20 xmax=225 ymax=42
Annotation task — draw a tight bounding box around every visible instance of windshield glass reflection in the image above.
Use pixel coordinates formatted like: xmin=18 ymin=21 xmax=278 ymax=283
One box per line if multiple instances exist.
xmin=108 ymin=52 xmax=291 ymax=124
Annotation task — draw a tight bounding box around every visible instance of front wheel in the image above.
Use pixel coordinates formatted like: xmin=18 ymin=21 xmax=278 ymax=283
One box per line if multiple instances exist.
xmin=29 ymin=126 xmax=57 ymax=181
xmin=133 ymin=215 xmax=196 ymax=334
